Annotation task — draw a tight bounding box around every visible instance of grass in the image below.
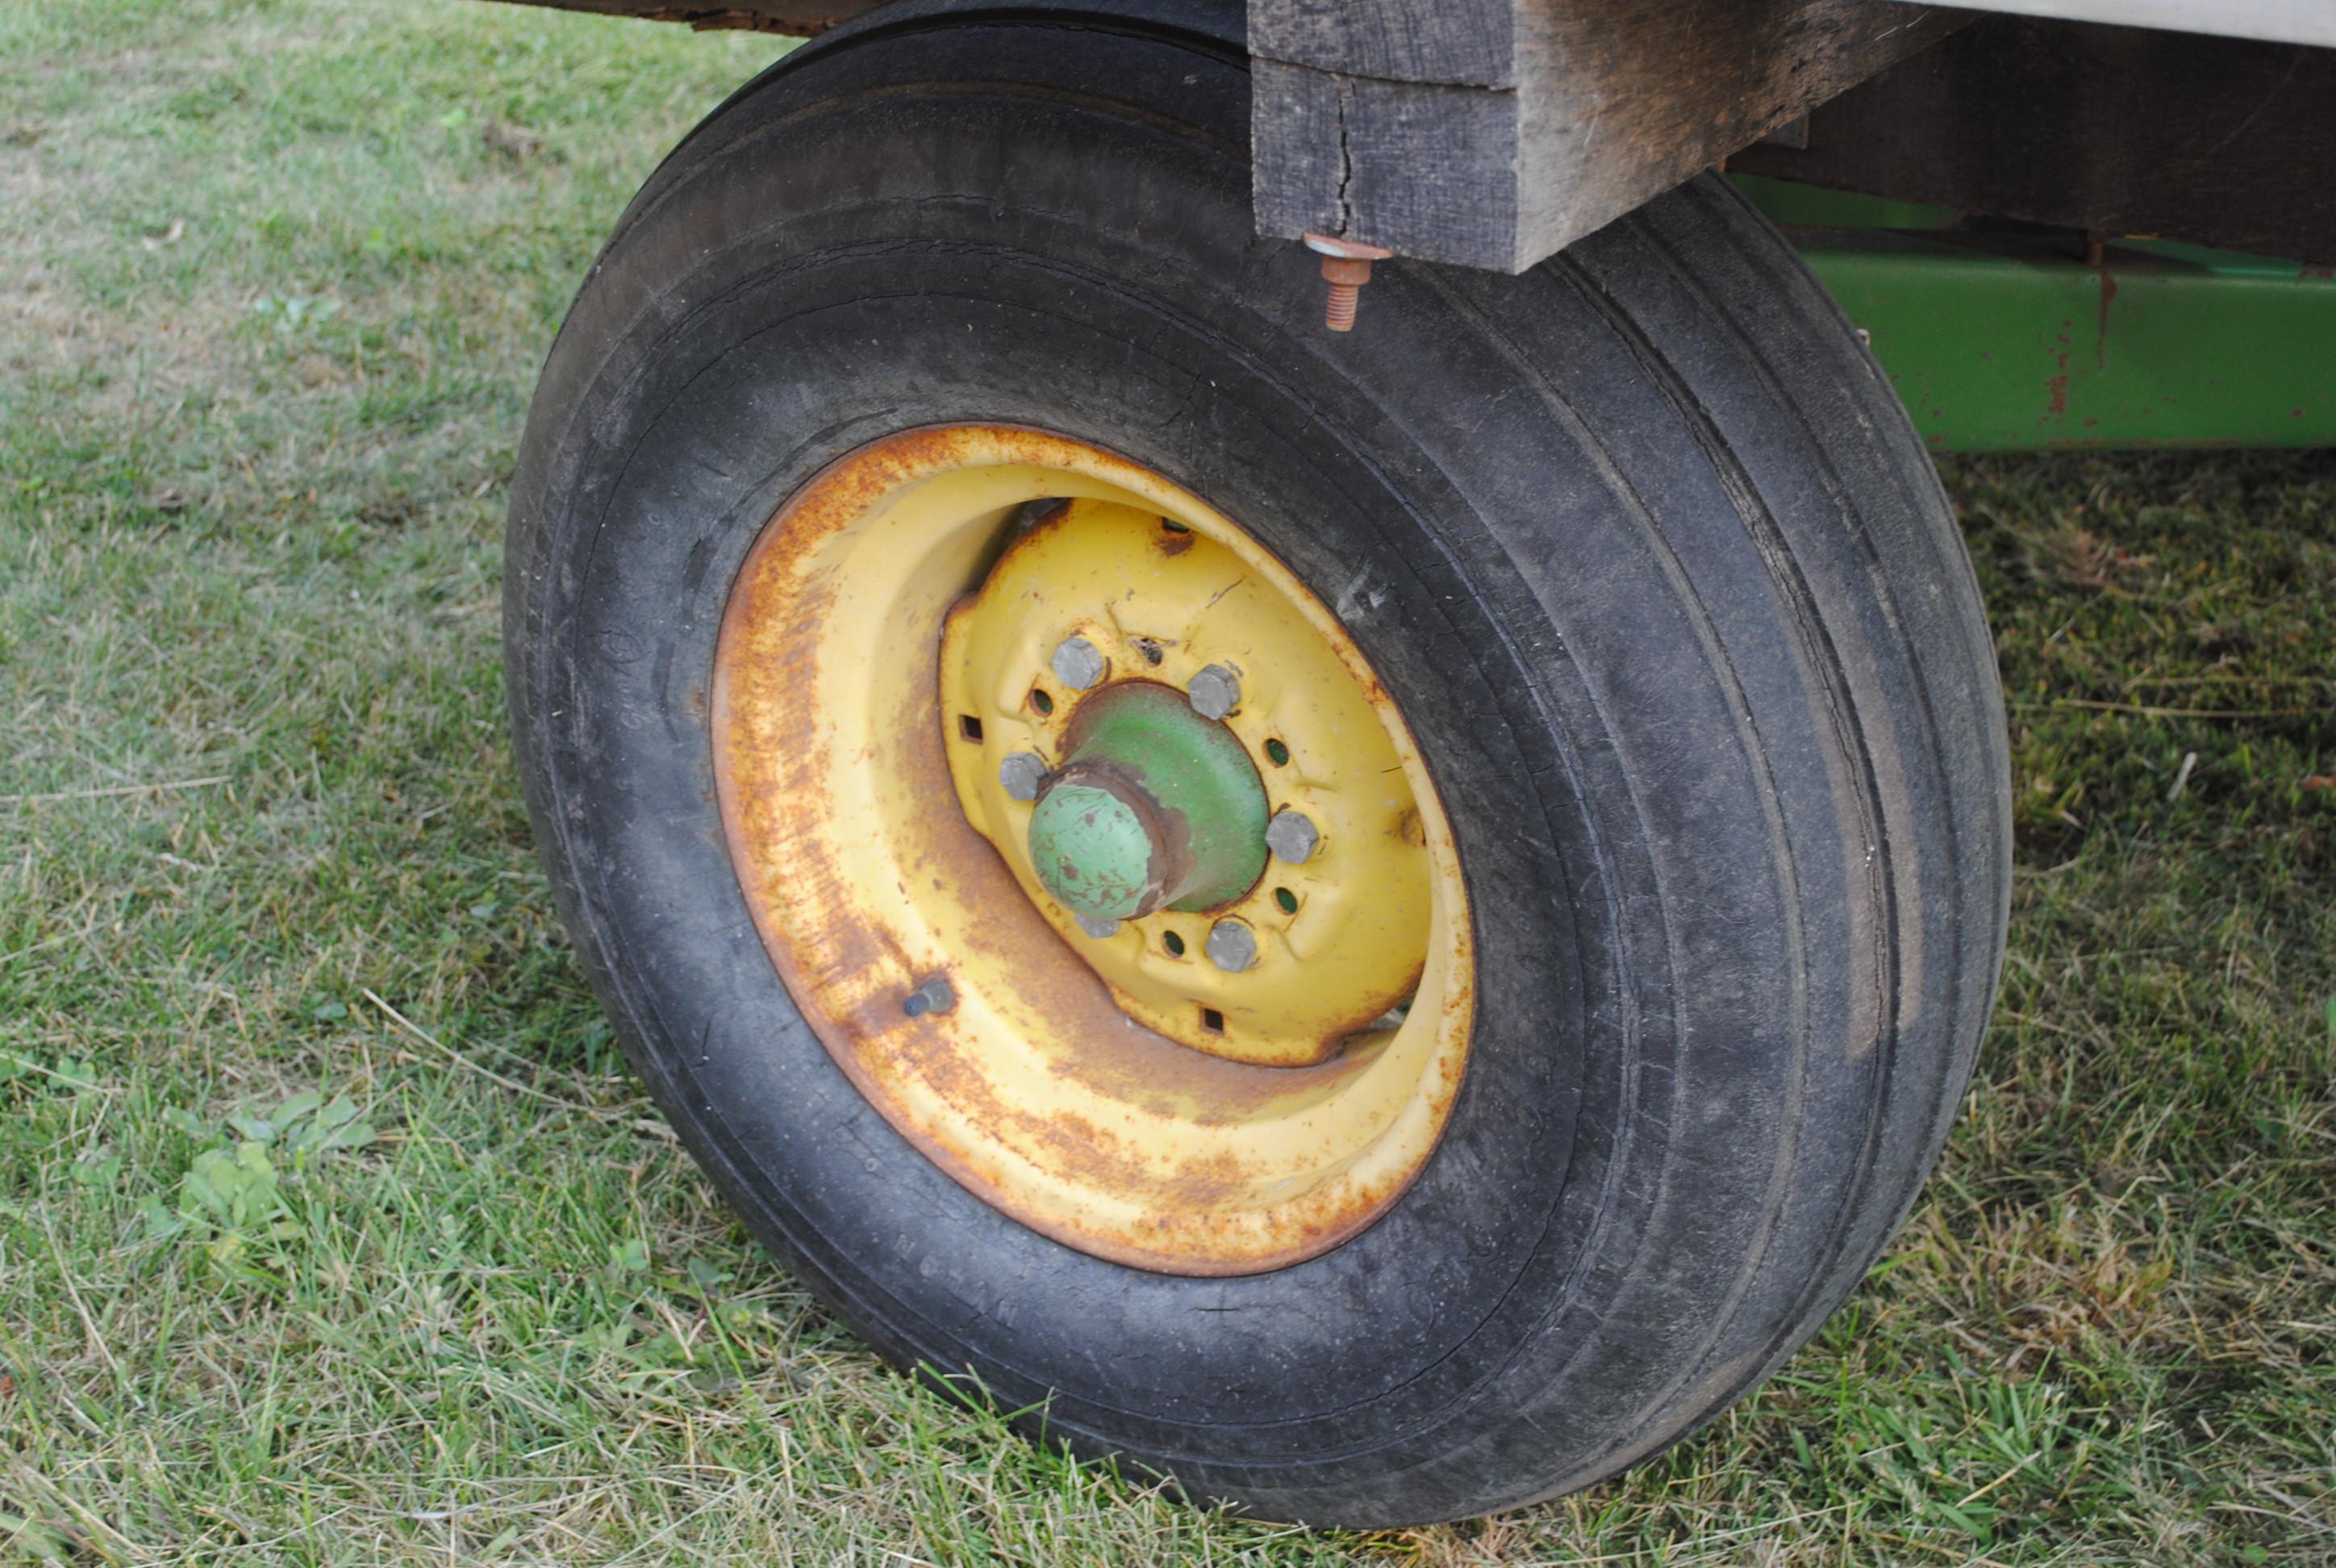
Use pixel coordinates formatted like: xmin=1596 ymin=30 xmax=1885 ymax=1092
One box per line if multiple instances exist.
xmin=1 ymin=0 xmax=2330 ymax=1560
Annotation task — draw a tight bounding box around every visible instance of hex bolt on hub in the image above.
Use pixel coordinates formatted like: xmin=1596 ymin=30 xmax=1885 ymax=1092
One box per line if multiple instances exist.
xmin=901 ymin=978 xmax=954 ymax=1017
xmin=1187 ymin=663 xmax=1241 ymax=720
xmin=1075 ymin=913 xmax=1123 ymax=940
xmin=1265 ymin=808 xmax=1320 ymax=864
xmin=1205 ymin=920 xmax=1258 ymax=973
xmin=999 ymin=751 xmax=1048 ymax=802
xmin=1303 ymin=233 xmax=1395 ymax=332
xmin=1050 ymin=635 xmax=1108 ymax=690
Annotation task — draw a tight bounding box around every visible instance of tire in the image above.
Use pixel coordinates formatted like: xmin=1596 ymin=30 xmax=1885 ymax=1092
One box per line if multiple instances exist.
xmin=504 ymin=0 xmax=2012 ymax=1527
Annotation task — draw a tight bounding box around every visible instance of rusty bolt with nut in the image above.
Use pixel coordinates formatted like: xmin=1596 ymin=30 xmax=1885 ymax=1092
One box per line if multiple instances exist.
xmin=1303 ymin=233 xmax=1395 ymax=332
xmin=901 ymin=977 xmax=954 ymax=1017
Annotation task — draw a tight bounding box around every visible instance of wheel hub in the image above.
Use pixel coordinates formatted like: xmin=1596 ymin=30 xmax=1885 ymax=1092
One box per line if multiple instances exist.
xmin=1026 ymin=682 xmax=1269 ymax=924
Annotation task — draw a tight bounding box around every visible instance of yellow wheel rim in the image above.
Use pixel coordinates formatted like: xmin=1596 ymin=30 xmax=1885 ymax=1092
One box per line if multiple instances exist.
xmin=712 ymin=426 xmax=1475 ymax=1274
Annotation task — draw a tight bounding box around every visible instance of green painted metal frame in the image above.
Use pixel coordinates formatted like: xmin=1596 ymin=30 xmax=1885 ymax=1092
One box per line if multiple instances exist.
xmin=1733 ymin=175 xmax=2336 ymax=452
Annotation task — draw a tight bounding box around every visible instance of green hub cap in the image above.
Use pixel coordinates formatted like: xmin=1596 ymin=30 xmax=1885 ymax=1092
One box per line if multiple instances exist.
xmin=1026 ymin=682 xmax=1269 ymax=923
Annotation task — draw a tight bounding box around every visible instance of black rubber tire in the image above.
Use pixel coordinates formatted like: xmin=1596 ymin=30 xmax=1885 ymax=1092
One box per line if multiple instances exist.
xmin=504 ymin=0 xmax=2011 ymax=1527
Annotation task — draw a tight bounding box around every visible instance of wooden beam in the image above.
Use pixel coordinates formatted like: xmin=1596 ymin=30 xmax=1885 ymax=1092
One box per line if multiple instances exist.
xmin=1248 ymin=0 xmax=1520 ymax=84
xmin=1873 ymin=0 xmax=2336 ymax=48
xmin=1732 ymin=15 xmax=2336 ymax=265
xmin=1253 ymin=0 xmax=1967 ymax=272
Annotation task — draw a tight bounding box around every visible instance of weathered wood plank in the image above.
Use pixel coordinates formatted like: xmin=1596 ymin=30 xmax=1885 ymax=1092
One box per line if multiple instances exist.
xmin=1252 ymin=62 xmax=1520 ymax=256
xmin=1254 ymin=0 xmax=1966 ymax=272
xmin=1875 ymin=0 xmax=2336 ymax=48
xmin=1248 ymin=0 xmax=1516 ymax=85
xmin=1733 ymin=15 xmax=2336 ymax=264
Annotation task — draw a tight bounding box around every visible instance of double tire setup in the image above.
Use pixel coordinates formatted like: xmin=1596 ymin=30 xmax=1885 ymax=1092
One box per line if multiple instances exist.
xmin=505 ymin=0 xmax=2011 ymax=1526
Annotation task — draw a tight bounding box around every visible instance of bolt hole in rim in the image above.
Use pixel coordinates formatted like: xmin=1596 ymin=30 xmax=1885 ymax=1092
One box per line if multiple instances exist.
xmin=711 ymin=426 xmax=1474 ymax=1274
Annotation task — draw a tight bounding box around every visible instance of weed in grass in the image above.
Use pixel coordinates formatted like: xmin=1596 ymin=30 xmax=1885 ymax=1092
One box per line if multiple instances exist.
xmin=2 ymin=0 xmax=2331 ymax=1562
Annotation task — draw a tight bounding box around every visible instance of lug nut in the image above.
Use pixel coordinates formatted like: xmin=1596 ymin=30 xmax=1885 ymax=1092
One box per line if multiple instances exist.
xmin=901 ymin=978 xmax=954 ymax=1017
xmin=1204 ymin=920 xmax=1258 ymax=973
xmin=1187 ymin=663 xmax=1241 ymax=720
xmin=1265 ymin=809 xmax=1320 ymax=864
xmin=1074 ymin=912 xmax=1122 ymax=940
xmin=999 ymin=751 xmax=1047 ymax=802
xmin=1050 ymin=635 xmax=1108 ymax=691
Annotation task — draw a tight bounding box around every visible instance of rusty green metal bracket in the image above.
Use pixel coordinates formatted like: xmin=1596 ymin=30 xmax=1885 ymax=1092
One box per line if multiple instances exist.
xmin=1734 ymin=175 xmax=2336 ymax=452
